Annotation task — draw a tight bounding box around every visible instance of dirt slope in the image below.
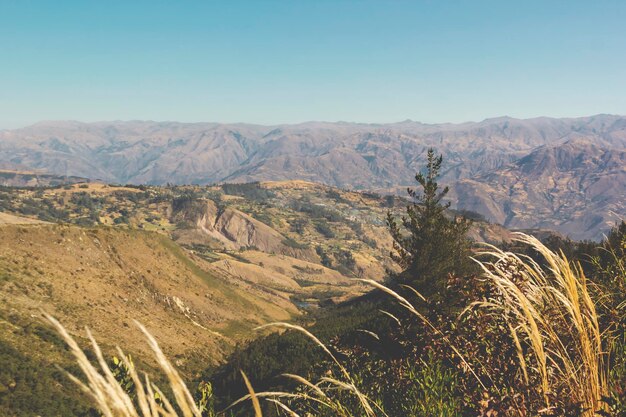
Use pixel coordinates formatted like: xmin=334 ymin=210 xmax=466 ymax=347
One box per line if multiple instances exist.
xmin=0 ymin=224 xmax=296 ymax=372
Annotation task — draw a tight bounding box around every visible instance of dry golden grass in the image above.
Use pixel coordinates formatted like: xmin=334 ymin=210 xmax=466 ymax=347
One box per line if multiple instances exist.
xmin=473 ymin=233 xmax=608 ymax=415
xmin=0 ymin=224 xmax=299 ymax=370
xmin=0 ymin=212 xmax=47 ymax=224
xmin=45 ymin=313 xmax=203 ymax=417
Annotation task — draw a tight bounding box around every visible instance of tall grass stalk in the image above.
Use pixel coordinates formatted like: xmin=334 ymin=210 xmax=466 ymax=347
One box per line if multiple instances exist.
xmin=473 ymin=233 xmax=608 ymax=415
xmin=44 ymin=313 xmax=202 ymax=417
xmin=252 ymin=322 xmax=383 ymax=417
xmin=357 ymin=278 xmax=489 ymax=391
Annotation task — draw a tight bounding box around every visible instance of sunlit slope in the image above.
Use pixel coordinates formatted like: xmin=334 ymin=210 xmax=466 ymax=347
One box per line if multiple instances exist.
xmin=0 ymin=224 xmax=296 ymax=369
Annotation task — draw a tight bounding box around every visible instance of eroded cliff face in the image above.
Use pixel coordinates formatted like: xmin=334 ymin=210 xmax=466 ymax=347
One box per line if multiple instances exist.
xmin=170 ymin=199 xmax=318 ymax=261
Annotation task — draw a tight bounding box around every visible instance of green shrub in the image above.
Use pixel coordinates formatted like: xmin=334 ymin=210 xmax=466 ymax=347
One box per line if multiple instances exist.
xmin=282 ymin=237 xmax=309 ymax=250
xmin=314 ymin=220 xmax=335 ymax=238
xmin=0 ymin=339 xmax=96 ymax=416
xmin=222 ymin=183 xmax=275 ymax=201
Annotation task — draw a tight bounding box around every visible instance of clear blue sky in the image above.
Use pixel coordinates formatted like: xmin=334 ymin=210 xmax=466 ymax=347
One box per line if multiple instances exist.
xmin=1 ymin=0 xmax=625 ymax=128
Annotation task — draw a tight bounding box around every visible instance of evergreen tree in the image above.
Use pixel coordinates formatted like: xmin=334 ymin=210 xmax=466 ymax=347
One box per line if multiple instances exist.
xmin=387 ymin=149 xmax=474 ymax=294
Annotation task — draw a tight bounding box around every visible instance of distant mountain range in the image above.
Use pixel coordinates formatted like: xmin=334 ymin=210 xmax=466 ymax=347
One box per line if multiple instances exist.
xmin=1 ymin=114 xmax=625 ymax=240
xmin=450 ymin=139 xmax=625 ymax=240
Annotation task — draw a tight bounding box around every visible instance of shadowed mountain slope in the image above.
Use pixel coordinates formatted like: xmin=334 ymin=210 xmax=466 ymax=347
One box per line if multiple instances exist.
xmin=451 ymin=139 xmax=626 ymax=240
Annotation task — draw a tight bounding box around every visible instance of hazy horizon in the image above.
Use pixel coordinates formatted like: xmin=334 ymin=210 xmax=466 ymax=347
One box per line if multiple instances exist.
xmin=3 ymin=112 xmax=626 ymax=131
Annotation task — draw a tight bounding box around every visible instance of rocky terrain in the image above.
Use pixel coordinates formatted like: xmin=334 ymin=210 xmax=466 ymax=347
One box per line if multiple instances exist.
xmin=0 ymin=114 xmax=624 ymax=239
xmin=0 ymin=179 xmax=411 ymax=409
xmin=452 ymin=139 xmax=626 ymax=240
xmin=0 ymin=180 xmax=512 ymax=311
xmin=170 ymin=197 xmax=318 ymax=261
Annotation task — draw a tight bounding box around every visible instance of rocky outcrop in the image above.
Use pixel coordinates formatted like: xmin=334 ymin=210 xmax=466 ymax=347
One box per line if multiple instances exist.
xmin=171 ymin=199 xmax=318 ymax=261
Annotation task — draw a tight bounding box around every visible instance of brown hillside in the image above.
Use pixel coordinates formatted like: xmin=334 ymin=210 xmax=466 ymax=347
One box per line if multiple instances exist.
xmin=0 ymin=224 xmax=296 ymax=373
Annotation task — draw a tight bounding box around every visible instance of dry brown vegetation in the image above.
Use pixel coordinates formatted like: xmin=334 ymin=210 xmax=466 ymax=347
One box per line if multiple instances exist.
xmin=46 ymin=234 xmax=622 ymax=417
xmin=3 ymin=178 xmax=618 ymax=416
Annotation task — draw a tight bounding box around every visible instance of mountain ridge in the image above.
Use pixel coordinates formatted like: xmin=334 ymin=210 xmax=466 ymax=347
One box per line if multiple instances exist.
xmin=451 ymin=139 xmax=626 ymax=240
xmin=1 ymin=114 xmax=625 ymax=239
